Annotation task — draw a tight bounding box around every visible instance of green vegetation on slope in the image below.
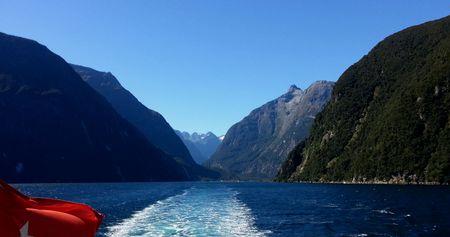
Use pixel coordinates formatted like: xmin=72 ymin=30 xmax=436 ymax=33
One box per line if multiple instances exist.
xmin=277 ymin=15 xmax=450 ymax=184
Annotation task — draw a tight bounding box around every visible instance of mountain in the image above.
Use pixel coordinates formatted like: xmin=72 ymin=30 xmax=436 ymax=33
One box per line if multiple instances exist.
xmin=277 ymin=16 xmax=450 ymax=184
xmin=70 ymin=65 xmax=193 ymax=163
xmin=175 ymin=131 xmax=222 ymax=164
xmin=0 ymin=32 xmax=188 ymax=182
xmin=71 ymin=65 xmax=218 ymax=179
xmin=71 ymin=65 xmax=193 ymax=163
xmin=177 ymin=137 xmax=207 ymax=165
xmin=205 ymin=81 xmax=334 ymax=180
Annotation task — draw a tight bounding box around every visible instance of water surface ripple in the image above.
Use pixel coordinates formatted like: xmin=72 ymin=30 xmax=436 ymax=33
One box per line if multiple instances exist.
xmin=15 ymin=182 xmax=450 ymax=237
xmin=106 ymin=186 xmax=270 ymax=236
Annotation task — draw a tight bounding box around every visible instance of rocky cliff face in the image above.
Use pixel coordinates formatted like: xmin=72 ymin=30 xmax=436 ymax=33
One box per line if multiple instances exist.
xmin=277 ymin=16 xmax=450 ymax=184
xmin=0 ymin=32 xmax=189 ymax=182
xmin=72 ymin=65 xmax=219 ymax=179
xmin=175 ymin=131 xmax=222 ymax=164
xmin=205 ymin=81 xmax=334 ymax=180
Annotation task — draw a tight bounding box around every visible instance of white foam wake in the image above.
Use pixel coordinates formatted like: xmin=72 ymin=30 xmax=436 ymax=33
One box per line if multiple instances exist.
xmin=106 ymin=186 xmax=270 ymax=237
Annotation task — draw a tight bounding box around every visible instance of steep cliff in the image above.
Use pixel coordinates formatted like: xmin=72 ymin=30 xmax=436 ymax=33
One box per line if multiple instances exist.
xmin=0 ymin=32 xmax=188 ymax=182
xmin=277 ymin=16 xmax=450 ymax=184
xmin=206 ymin=81 xmax=334 ymax=179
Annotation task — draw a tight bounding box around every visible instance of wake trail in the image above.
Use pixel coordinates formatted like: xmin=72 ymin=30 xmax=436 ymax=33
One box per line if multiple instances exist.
xmin=106 ymin=186 xmax=270 ymax=237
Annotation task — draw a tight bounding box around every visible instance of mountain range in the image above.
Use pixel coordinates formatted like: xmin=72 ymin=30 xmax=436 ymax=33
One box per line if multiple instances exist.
xmin=277 ymin=15 xmax=450 ymax=184
xmin=71 ymin=65 xmax=218 ymax=179
xmin=205 ymin=81 xmax=334 ymax=180
xmin=0 ymin=32 xmax=189 ymax=182
xmin=175 ymin=131 xmax=222 ymax=164
xmin=1 ymin=15 xmax=448 ymax=184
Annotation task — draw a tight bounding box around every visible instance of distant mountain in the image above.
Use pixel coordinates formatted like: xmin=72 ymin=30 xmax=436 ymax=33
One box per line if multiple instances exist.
xmin=0 ymin=32 xmax=188 ymax=182
xmin=277 ymin=15 xmax=450 ymax=184
xmin=205 ymin=81 xmax=334 ymax=180
xmin=178 ymin=137 xmax=207 ymax=165
xmin=175 ymin=131 xmax=222 ymax=164
xmin=72 ymin=65 xmax=218 ymax=179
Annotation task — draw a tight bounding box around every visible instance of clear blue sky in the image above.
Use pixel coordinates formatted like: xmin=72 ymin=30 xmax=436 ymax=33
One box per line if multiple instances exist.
xmin=0 ymin=1 xmax=448 ymax=135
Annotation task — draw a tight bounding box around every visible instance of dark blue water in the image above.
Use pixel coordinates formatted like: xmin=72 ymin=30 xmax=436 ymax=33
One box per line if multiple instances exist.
xmin=15 ymin=182 xmax=450 ymax=236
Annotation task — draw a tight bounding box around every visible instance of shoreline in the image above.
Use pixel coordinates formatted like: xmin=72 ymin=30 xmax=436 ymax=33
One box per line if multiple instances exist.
xmin=280 ymin=180 xmax=448 ymax=186
xmin=6 ymin=179 xmax=449 ymax=186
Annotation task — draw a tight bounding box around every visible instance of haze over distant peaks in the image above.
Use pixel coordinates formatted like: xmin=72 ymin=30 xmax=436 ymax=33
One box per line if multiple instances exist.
xmin=175 ymin=131 xmax=222 ymax=165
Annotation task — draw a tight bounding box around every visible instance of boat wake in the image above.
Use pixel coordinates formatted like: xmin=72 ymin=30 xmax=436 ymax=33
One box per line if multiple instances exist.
xmin=106 ymin=186 xmax=270 ymax=236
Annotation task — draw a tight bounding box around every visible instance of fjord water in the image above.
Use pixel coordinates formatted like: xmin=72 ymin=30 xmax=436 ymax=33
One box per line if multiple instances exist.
xmin=15 ymin=182 xmax=450 ymax=236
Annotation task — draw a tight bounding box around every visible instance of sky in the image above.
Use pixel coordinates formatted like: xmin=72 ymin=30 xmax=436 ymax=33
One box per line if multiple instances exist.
xmin=0 ymin=1 xmax=448 ymax=135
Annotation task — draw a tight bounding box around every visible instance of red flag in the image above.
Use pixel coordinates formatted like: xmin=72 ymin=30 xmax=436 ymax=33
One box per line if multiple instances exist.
xmin=0 ymin=180 xmax=103 ymax=237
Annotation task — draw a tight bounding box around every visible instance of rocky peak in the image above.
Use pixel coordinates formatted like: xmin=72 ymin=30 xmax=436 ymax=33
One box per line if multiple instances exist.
xmin=288 ymin=84 xmax=301 ymax=93
xmin=175 ymin=130 xmax=222 ymax=164
xmin=205 ymin=81 xmax=334 ymax=180
xmin=281 ymin=85 xmax=304 ymax=102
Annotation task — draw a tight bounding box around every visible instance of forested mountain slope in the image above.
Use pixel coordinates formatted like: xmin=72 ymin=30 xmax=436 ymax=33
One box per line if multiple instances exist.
xmin=277 ymin=16 xmax=450 ymax=184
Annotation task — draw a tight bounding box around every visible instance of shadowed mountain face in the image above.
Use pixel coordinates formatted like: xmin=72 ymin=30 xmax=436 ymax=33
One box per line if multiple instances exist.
xmin=0 ymin=32 xmax=188 ymax=182
xmin=71 ymin=65 xmax=193 ymax=164
xmin=277 ymin=16 xmax=450 ymax=184
xmin=175 ymin=131 xmax=222 ymax=164
xmin=205 ymin=81 xmax=334 ymax=180
xmin=178 ymin=137 xmax=207 ymax=165
xmin=72 ymin=65 xmax=219 ymax=179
